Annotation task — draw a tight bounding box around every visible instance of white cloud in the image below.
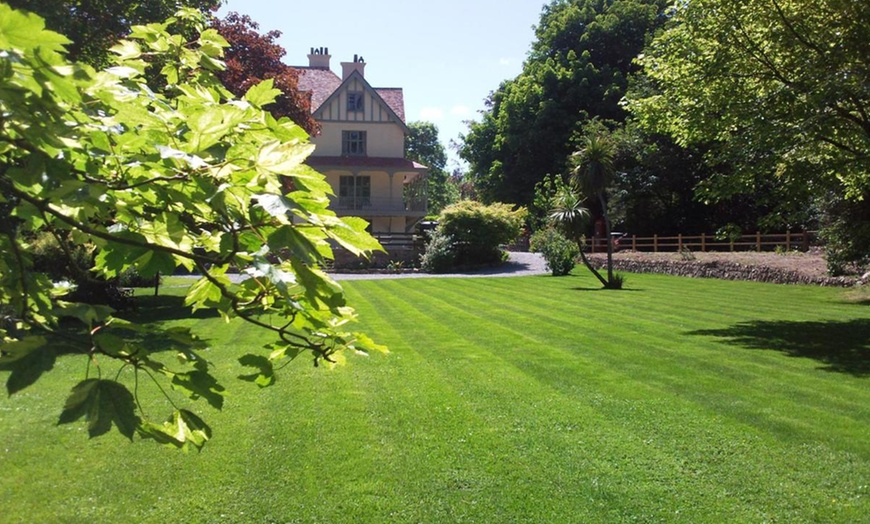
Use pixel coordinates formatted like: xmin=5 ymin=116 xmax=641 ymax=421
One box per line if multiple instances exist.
xmin=450 ymin=105 xmax=471 ymax=117
xmin=419 ymin=107 xmax=445 ymax=121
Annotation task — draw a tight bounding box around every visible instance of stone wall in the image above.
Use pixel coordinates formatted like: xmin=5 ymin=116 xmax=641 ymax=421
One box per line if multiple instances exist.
xmin=588 ymin=259 xmax=856 ymax=287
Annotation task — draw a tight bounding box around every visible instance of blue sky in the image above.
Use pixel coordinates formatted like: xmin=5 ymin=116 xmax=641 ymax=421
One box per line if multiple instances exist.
xmin=218 ymin=0 xmax=547 ymax=169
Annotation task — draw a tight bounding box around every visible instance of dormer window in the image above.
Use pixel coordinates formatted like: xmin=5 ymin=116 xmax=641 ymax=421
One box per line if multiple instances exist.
xmin=347 ymin=91 xmax=364 ymax=112
xmin=342 ymin=131 xmax=367 ymax=156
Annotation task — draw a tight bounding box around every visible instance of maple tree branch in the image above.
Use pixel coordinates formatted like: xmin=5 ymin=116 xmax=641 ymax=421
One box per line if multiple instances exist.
xmin=4 ymin=180 xmax=224 ymax=267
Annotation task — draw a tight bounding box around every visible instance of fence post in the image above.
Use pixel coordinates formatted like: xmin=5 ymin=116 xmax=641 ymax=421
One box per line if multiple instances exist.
xmin=756 ymin=231 xmax=761 ymax=252
xmin=632 ymin=235 xmax=636 ymax=251
xmin=802 ymin=229 xmax=809 ymax=252
xmin=786 ymin=230 xmax=791 ymax=251
xmin=730 ymin=238 xmax=734 ymax=252
xmin=701 ymin=233 xmax=706 ymax=252
xmin=654 ymin=234 xmax=658 ymax=253
xmin=678 ymin=234 xmax=683 ymax=251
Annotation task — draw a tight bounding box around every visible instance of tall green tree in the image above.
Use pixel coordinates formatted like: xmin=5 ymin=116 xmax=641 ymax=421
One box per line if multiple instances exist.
xmin=459 ymin=0 xmax=670 ymax=205
xmin=405 ymin=121 xmax=458 ymax=214
xmin=607 ymin=125 xmax=761 ymax=237
xmin=0 ymin=6 xmax=383 ymax=449
xmin=5 ymin=0 xmax=220 ymax=66
xmin=626 ymin=0 xmax=870 ymax=268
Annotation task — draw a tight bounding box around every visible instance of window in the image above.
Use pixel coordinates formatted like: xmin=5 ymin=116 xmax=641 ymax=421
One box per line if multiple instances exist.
xmin=342 ymin=130 xmax=367 ymax=156
xmin=347 ymin=91 xmax=364 ymax=112
xmin=338 ymin=175 xmax=371 ymax=209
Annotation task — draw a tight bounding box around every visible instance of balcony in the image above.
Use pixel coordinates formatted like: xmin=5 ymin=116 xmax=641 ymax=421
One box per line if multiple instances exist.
xmin=331 ymin=195 xmax=427 ymax=217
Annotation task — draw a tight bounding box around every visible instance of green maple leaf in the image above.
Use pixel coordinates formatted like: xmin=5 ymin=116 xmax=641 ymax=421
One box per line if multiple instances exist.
xmin=256 ymin=140 xmax=315 ymax=175
xmin=326 ymin=217 xmax=384 ymax=257
xmin=0 ymin=5 xmax=70 ymax=55
xmin=244 ymin=79 xmax=281 ymax=108
xmin=138 ymin=409 xmax=211 ymax=451
xmin=266 ymin=225 xmax=325 ymax=266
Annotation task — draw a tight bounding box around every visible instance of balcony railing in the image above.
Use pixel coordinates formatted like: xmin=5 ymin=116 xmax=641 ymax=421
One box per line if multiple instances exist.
xmin=332 ymin=196 xmax=426 ymax=215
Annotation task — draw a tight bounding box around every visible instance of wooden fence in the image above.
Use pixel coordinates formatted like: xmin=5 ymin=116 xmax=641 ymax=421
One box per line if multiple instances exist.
xmin=372 ymin=231 xmax=816 ymax=255
xmin=588 ymin=231 xmax=816 ymax=253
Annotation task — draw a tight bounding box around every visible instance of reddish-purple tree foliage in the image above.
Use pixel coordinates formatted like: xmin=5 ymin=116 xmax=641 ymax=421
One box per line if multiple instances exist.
xmin=211 ymin=12 xmax=317 ymax=135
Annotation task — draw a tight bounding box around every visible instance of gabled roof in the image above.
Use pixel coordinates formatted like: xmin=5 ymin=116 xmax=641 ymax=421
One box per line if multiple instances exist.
xmin=291 ymin=67 xmax=407 ymax=127
xmin=375 ymin=88 xmax=405 ymax=122
xmin=316 ymin=70 xmax=408 ymax=133
xmin=294 ymin=67 xmax=342 ymax=111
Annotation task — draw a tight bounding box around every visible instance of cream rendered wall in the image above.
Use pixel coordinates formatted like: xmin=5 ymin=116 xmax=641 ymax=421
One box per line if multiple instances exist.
xmin=309 ymin=76 xmax=406 ymax=158
xmin=311 ymin=121 xmax=405 ymax=158
xmin=364 ymin=169 xmax=393 ymax=199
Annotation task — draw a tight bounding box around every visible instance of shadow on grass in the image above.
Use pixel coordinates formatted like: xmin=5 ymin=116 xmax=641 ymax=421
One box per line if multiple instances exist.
xmin=688 ymin=319 xmax=870 ymax=376
xmin=1 ymin=296 xmax=218 ymax=395
xmin=124 ymin=294 xmax=220 ymax=323
xmin=571 ymin=287 xmax=644 ymax=292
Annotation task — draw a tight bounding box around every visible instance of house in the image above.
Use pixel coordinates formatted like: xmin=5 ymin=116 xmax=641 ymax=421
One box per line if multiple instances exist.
xmin=292 ymin=47 xmax=427 ymax=234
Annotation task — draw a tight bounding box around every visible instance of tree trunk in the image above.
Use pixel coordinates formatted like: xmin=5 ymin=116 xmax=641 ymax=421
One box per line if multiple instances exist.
xmin=598 ymin=193 xmax=614 ymax=286
xmin=575 ymin=237 xmax=608 ymax=287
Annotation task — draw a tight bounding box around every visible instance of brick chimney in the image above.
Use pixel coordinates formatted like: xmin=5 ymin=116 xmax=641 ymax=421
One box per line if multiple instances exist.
xmin=341 ymin=54 xmax=366 ymax=80
xmin=307 ymin=47 xmax=331 ymax=70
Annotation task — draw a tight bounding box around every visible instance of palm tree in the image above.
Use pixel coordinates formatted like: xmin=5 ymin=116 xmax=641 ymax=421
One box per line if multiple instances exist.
xmin=549 ymin=184 xmax=608 ymax=287
xmin=572 ymin=133 xmax=618 ymax=288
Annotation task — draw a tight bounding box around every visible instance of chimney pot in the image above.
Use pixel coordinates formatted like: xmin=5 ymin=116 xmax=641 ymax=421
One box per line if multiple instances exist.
xmin=308 ymin=46 xmax=331 ymax=70
xmin=341 ymin=55 xmax=367 ymax=80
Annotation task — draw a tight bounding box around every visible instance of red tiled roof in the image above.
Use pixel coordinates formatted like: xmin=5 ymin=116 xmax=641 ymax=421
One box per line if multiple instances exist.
xmin=294 ymin=67 xmax=341 ymax=111
xmin=307 ymin=156 xmax=427 ymax=170
xmin=375 ymin=88 xmax=405 ymax=123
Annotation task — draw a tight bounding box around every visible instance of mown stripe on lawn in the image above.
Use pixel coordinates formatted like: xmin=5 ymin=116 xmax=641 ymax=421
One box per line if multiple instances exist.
xmin=343 ymin=276 xmax=868 ymax=521
xmin=346 ymin=282 xmax=731 ymax=521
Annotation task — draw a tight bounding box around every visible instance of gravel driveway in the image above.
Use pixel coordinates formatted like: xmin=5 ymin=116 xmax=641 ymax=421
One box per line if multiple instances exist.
xmin=330 ymin=251 xmax=548 ymax=281
xmin=208 ymin=252 xmax=548 ymax=284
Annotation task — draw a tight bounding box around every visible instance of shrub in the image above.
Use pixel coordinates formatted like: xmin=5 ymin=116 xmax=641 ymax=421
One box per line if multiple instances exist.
xmin=530 ymin=228 xmax=578 ymax=276
xmin=28 ymin=230 xmax=92 ymax=280
xmin=420 ymin=230 xmax=456 ymax=273
xmin=607 ymin=272 xmax=627 ymax=289
xmin=430 ymin=201 xmax=527 ymax=270
xmin=28 ymin=231 xmax=134 ymax=309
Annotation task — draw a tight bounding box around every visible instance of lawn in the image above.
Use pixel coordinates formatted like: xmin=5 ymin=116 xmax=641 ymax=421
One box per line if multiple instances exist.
xmin=1 ymin=270 xmax=868 ymax=523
